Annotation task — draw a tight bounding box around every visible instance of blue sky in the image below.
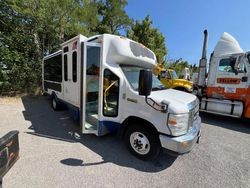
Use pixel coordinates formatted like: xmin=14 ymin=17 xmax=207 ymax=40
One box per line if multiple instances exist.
xmin=126 ymin=0 xmax=250 ymax=65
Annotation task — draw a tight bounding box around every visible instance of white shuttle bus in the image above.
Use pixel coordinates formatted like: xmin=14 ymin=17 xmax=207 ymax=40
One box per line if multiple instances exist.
xmin=43 ymin=34 xmax=201 ymax=160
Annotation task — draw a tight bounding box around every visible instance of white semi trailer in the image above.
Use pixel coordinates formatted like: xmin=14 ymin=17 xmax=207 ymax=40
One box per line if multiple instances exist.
xmin=43 ymin=34 xmax=201 ymax=160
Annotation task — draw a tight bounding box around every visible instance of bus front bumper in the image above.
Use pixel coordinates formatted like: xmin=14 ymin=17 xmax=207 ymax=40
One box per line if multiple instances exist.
xmin=159 ymin=117 xmax=201 ymax=154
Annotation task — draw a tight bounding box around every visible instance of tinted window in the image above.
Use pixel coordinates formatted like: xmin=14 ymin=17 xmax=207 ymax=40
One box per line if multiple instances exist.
xmin=87 ymin=46 xmax=100 ymax=75
xmin=64 ymin=54 xmax=68 ymax=81
xmin=63 ymin=46 xmax=68 ymax=53
xmin=72 ymin=51 xmax=77 ymax=82
xmin=103 ymin=69 xmax=119 ymax=117
xmin=44 ymin=54 xmax=62 ymax=82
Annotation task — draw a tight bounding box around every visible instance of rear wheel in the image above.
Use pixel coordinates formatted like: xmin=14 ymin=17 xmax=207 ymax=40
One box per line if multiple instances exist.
xmin=51 ymin=96 xmax=60 ymax=111
xmin=125 ymin=125 xmax=161 ymax=161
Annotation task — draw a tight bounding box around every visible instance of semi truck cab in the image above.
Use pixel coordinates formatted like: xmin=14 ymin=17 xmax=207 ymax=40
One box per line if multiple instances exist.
xmin=43 ymin=34 xmax=201 ymax=160
xmin=198 ymin=31 xmax=250 ymax=118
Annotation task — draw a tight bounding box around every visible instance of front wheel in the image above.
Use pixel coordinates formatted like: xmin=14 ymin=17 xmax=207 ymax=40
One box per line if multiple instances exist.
xmin=125 ymin=125 xmax=161 ymax=161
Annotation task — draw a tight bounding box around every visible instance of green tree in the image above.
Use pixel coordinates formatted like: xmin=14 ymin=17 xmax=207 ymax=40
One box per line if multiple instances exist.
xmin=190 ymin=64 xmax=198 ymax=74
xmin=79 ymin=0 xmax=101 ymax=36
xmin=0 ymin=0 xmax=97 ymax=94
xmin=94 ymin=0 xmax=132 ymax=34
xmin=0 ymin=0 xmax=39 ymax=93
xmin=127 ymin=15 xmax=167 ymax=63
xmin=11 ymin=0 xmax=95 ymax=55
xmin=166 ymin=58 xmax=191 ymax=76
xmin=0 ymin=0 xmax=162 ymax=94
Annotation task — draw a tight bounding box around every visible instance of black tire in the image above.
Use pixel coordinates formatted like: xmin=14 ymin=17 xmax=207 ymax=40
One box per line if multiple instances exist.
xmin=51 ymin=96 xmax=60 ymax=111
xmin=125 ymin=125 xmax=161 ymax=161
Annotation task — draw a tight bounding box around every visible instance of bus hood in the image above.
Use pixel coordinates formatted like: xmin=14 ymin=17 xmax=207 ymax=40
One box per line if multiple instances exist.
xmin=149 ymin=89 xmax=198 ymax=113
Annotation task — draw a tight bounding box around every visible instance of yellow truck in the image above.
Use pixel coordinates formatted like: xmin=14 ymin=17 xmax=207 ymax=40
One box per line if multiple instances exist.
xmin=154 ymin=66 xmax=193 ymax=92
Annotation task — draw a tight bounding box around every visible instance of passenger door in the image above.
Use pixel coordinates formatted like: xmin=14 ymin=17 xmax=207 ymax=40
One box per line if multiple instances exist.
xmin=81 ymin=42 xmax=101 ymax=134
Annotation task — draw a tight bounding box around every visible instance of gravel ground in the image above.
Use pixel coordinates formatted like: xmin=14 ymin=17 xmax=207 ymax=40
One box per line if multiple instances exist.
xmin=0 ymin=96 xmax=250 ymax=188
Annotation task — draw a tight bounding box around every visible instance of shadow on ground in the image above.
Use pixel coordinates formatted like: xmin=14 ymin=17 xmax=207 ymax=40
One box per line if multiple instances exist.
xmin=21 ymin=95 xmax=177 ymax=173
xmin=200 ymin=112 xmax=250 ymax=134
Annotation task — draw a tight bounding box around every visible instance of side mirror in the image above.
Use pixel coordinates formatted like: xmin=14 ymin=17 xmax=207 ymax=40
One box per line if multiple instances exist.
xmin=139 ymin=69 xmax=152 ymax=96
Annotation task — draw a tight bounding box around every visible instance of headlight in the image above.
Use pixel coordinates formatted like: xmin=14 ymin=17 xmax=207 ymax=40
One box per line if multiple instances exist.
xmin=167 ymin=113 xmax=189 ymax=136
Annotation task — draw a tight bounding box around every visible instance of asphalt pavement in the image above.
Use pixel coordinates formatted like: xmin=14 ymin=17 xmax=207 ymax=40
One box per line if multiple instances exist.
xmin=0 ymin=96 xmax=249 ymax=188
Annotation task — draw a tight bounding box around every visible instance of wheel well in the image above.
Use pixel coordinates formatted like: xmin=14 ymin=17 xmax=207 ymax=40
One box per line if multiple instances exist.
xmin=120 ymin=116 xmax=159 ymax=138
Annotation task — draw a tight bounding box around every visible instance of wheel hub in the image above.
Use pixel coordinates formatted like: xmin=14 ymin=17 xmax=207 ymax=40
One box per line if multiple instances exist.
xmin=130 ymin=132 xmax=150 ymax=155
xmin=52 ymin=99 xmax=56 ymax=109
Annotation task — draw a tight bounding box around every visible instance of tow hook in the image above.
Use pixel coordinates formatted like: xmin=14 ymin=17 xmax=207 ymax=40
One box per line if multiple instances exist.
xmin=196 ymin=131 xmax=201 ymax=144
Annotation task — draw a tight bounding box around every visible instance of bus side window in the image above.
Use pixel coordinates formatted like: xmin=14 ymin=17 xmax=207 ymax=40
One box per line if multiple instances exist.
xmin=72 ymin=51 xmax=77 ymax=82
xmin=64 ymin=54 xmax=68 ymax=81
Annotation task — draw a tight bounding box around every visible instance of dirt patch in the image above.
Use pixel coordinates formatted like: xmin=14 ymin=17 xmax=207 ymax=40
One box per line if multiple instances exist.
xmin=0 ymin=96 xmax=22 ymax=104
xmin=0 ymin=92 xmax=43 ymax=104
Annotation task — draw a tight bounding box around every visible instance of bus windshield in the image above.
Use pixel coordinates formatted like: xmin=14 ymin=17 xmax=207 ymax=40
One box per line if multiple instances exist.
xmin=121 ymin=66 xmax=167 ymax=91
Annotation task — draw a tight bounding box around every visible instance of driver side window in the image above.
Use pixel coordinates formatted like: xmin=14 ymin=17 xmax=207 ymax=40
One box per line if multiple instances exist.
xmin=235 ymin=56 xmax=247 ymax=73
xmin=218 ymin=58 xmax=236 ymax=73
xmin=103 ymin=69 xmax=119 ymax=117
